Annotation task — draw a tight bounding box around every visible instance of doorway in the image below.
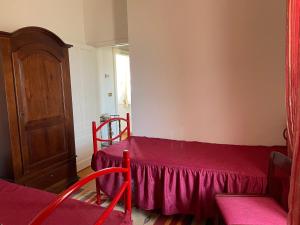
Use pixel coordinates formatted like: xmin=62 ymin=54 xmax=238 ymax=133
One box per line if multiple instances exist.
xmin=113 ymin=46 xmax=131 ymax=120
xmin=96 ymin=45 xmax=132 ymax=141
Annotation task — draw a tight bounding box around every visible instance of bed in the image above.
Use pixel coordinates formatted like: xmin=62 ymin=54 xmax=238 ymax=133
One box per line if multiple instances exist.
xmin=0 ymin=150 xmax=132 ymax=225
xmin=91 ymin=114 xmax=286 ymax=219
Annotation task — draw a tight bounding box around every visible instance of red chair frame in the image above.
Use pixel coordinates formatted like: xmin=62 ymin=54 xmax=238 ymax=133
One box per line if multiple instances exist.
xmin=92 ymin=113 xmax=131 ymax=205
xmin=29 ymin=150 xmax=131 ymax=225
xmin=92 ymin=113 xmax=131 ymax=156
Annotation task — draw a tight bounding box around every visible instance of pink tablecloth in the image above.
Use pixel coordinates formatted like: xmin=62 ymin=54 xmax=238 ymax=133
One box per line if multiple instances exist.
xmin=0 ymin=179 xmax=131 ymax=225
xmin=92 ymin=136 xmax=286 ymax=219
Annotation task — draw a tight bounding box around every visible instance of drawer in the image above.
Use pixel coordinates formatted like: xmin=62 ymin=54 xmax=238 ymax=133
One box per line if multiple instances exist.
xmin=23 ymin=161 xmax=77 ymax=191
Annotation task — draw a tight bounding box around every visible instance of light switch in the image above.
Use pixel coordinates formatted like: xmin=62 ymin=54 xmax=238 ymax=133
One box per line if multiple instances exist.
xmin=105 ymin=74 xmax=109 ymax=78
xmin=108 ymin=93 xmax=113 ymax=97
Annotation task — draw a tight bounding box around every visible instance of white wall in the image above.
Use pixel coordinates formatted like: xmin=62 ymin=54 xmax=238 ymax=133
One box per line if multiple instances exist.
xmin=97 ymin=47 xmax=118 ymax=115
xmin=127 ymin=0 xmax=286 ymax=146
xmin=83 ymin=0 xmax=128 ymax=47
xmin=0 ymin=0 xmax=86 ymax=44
xmin=69 ymin=45 xmax=100 ymax=170
xmin=0 ymin=0 xmax=101 ymax=171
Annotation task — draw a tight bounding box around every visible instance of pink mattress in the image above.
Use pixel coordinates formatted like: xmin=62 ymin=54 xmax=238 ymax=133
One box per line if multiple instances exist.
xmin=0 ymin=179 xmax=130 ymax=225
xmin=92 ymin=136 xmax=286 ymax=219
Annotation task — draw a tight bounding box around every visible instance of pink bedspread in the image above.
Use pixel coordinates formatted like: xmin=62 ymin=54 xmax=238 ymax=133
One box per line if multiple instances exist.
xmin=216 ymin=196 xmax=287 ymax=225
xmin=0 ymin=179 xmax=131 ymax=225
xmin=92 ymin=136 xmax=286 ymax=219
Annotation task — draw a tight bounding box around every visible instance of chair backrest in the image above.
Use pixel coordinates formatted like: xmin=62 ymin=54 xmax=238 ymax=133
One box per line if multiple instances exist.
xmin=267 ymin=151 xmax=292 ymax=211
xmin=92 ymin=113 xmax=131 ymax=155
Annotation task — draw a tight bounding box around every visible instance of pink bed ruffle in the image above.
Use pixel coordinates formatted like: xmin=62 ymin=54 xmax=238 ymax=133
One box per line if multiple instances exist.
xmin=92 ymin=136 xmax=286 ymax=219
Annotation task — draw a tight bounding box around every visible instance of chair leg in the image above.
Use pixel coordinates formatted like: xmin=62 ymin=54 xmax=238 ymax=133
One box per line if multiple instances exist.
xmin=96 ymin=181 xmax=101 ymax=205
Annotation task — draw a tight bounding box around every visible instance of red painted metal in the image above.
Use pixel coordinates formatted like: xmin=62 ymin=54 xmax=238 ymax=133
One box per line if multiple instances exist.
xmin=93 ymin=121 xmax=98 ymax=155
xmin=96 ymin=126 xmax=128 ymax=142
xmin=96 ymin=117 xmax=127 ymax=132
xmin=92 ymin=114 xmax=131 ymax=206
xmin=92 ymin=113 xmax=131 ymax=152
xmin=29 ymin=150 xmax=131 ymax=225
xmin=123 ymin=149 xmax=131 ymax=213
xmin=95 ymin=182 xmax=129 ymax=225
xmin=96 ymin=181 xmax=101 ymax=205
xmin=126 ymin=113 xmax=131 ymax=138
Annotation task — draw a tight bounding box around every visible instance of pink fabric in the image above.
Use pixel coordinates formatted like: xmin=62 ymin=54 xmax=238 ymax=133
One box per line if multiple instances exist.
xmin=0 ymin=179 xmax=131 ymax=225
xmin=92 ymin=136 xmax=286 ymax=219
xmin=216 ymin=196 xmax=287 ymax=225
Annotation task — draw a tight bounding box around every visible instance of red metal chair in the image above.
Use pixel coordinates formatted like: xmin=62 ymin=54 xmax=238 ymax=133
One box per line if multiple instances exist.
xmin=92 ymin=113 xmax=131 ymax=205
xmin=29 ymin=150 xmax=132 ymax=225
xmin=215 ymin=151 xmax=291 ymax=225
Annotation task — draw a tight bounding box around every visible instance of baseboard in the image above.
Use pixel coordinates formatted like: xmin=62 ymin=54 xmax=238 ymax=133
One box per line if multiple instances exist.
xmin=77 ymin=157 xmax=91 ymax=172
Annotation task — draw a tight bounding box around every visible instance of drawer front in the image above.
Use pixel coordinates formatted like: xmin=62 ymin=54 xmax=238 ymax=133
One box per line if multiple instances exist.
xmin=22 ymin=161 xmax=77 ymax=191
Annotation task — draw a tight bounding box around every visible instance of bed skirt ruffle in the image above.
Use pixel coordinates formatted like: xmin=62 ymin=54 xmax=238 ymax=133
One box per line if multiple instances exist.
xmin=93 ymin=153 xmax=267 ymax=219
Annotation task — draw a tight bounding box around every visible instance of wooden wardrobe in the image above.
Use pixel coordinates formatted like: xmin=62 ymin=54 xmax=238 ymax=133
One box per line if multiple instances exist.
xmin=0 ymin=27 xmax=78 ymax=193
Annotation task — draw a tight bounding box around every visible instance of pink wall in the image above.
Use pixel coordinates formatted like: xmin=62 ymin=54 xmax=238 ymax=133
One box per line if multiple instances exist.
xmin=127 ymin=0 xmax=286 ymax=146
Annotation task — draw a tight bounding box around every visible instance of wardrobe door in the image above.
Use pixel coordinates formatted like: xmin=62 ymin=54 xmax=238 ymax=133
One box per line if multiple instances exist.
xmin=12 ymin=39 xmax=76 ymax=189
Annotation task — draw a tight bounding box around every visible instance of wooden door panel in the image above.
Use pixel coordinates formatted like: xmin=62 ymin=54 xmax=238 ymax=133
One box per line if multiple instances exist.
xmin=24 ymin=162 xmax=77 ymax=192
xmin=26 ymin=123 xmax=67 ymax=169
xmin=19 ymin=52 xmax=64 ymax=122
xmin=12 ymin=45 xmax=72 ymax=176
